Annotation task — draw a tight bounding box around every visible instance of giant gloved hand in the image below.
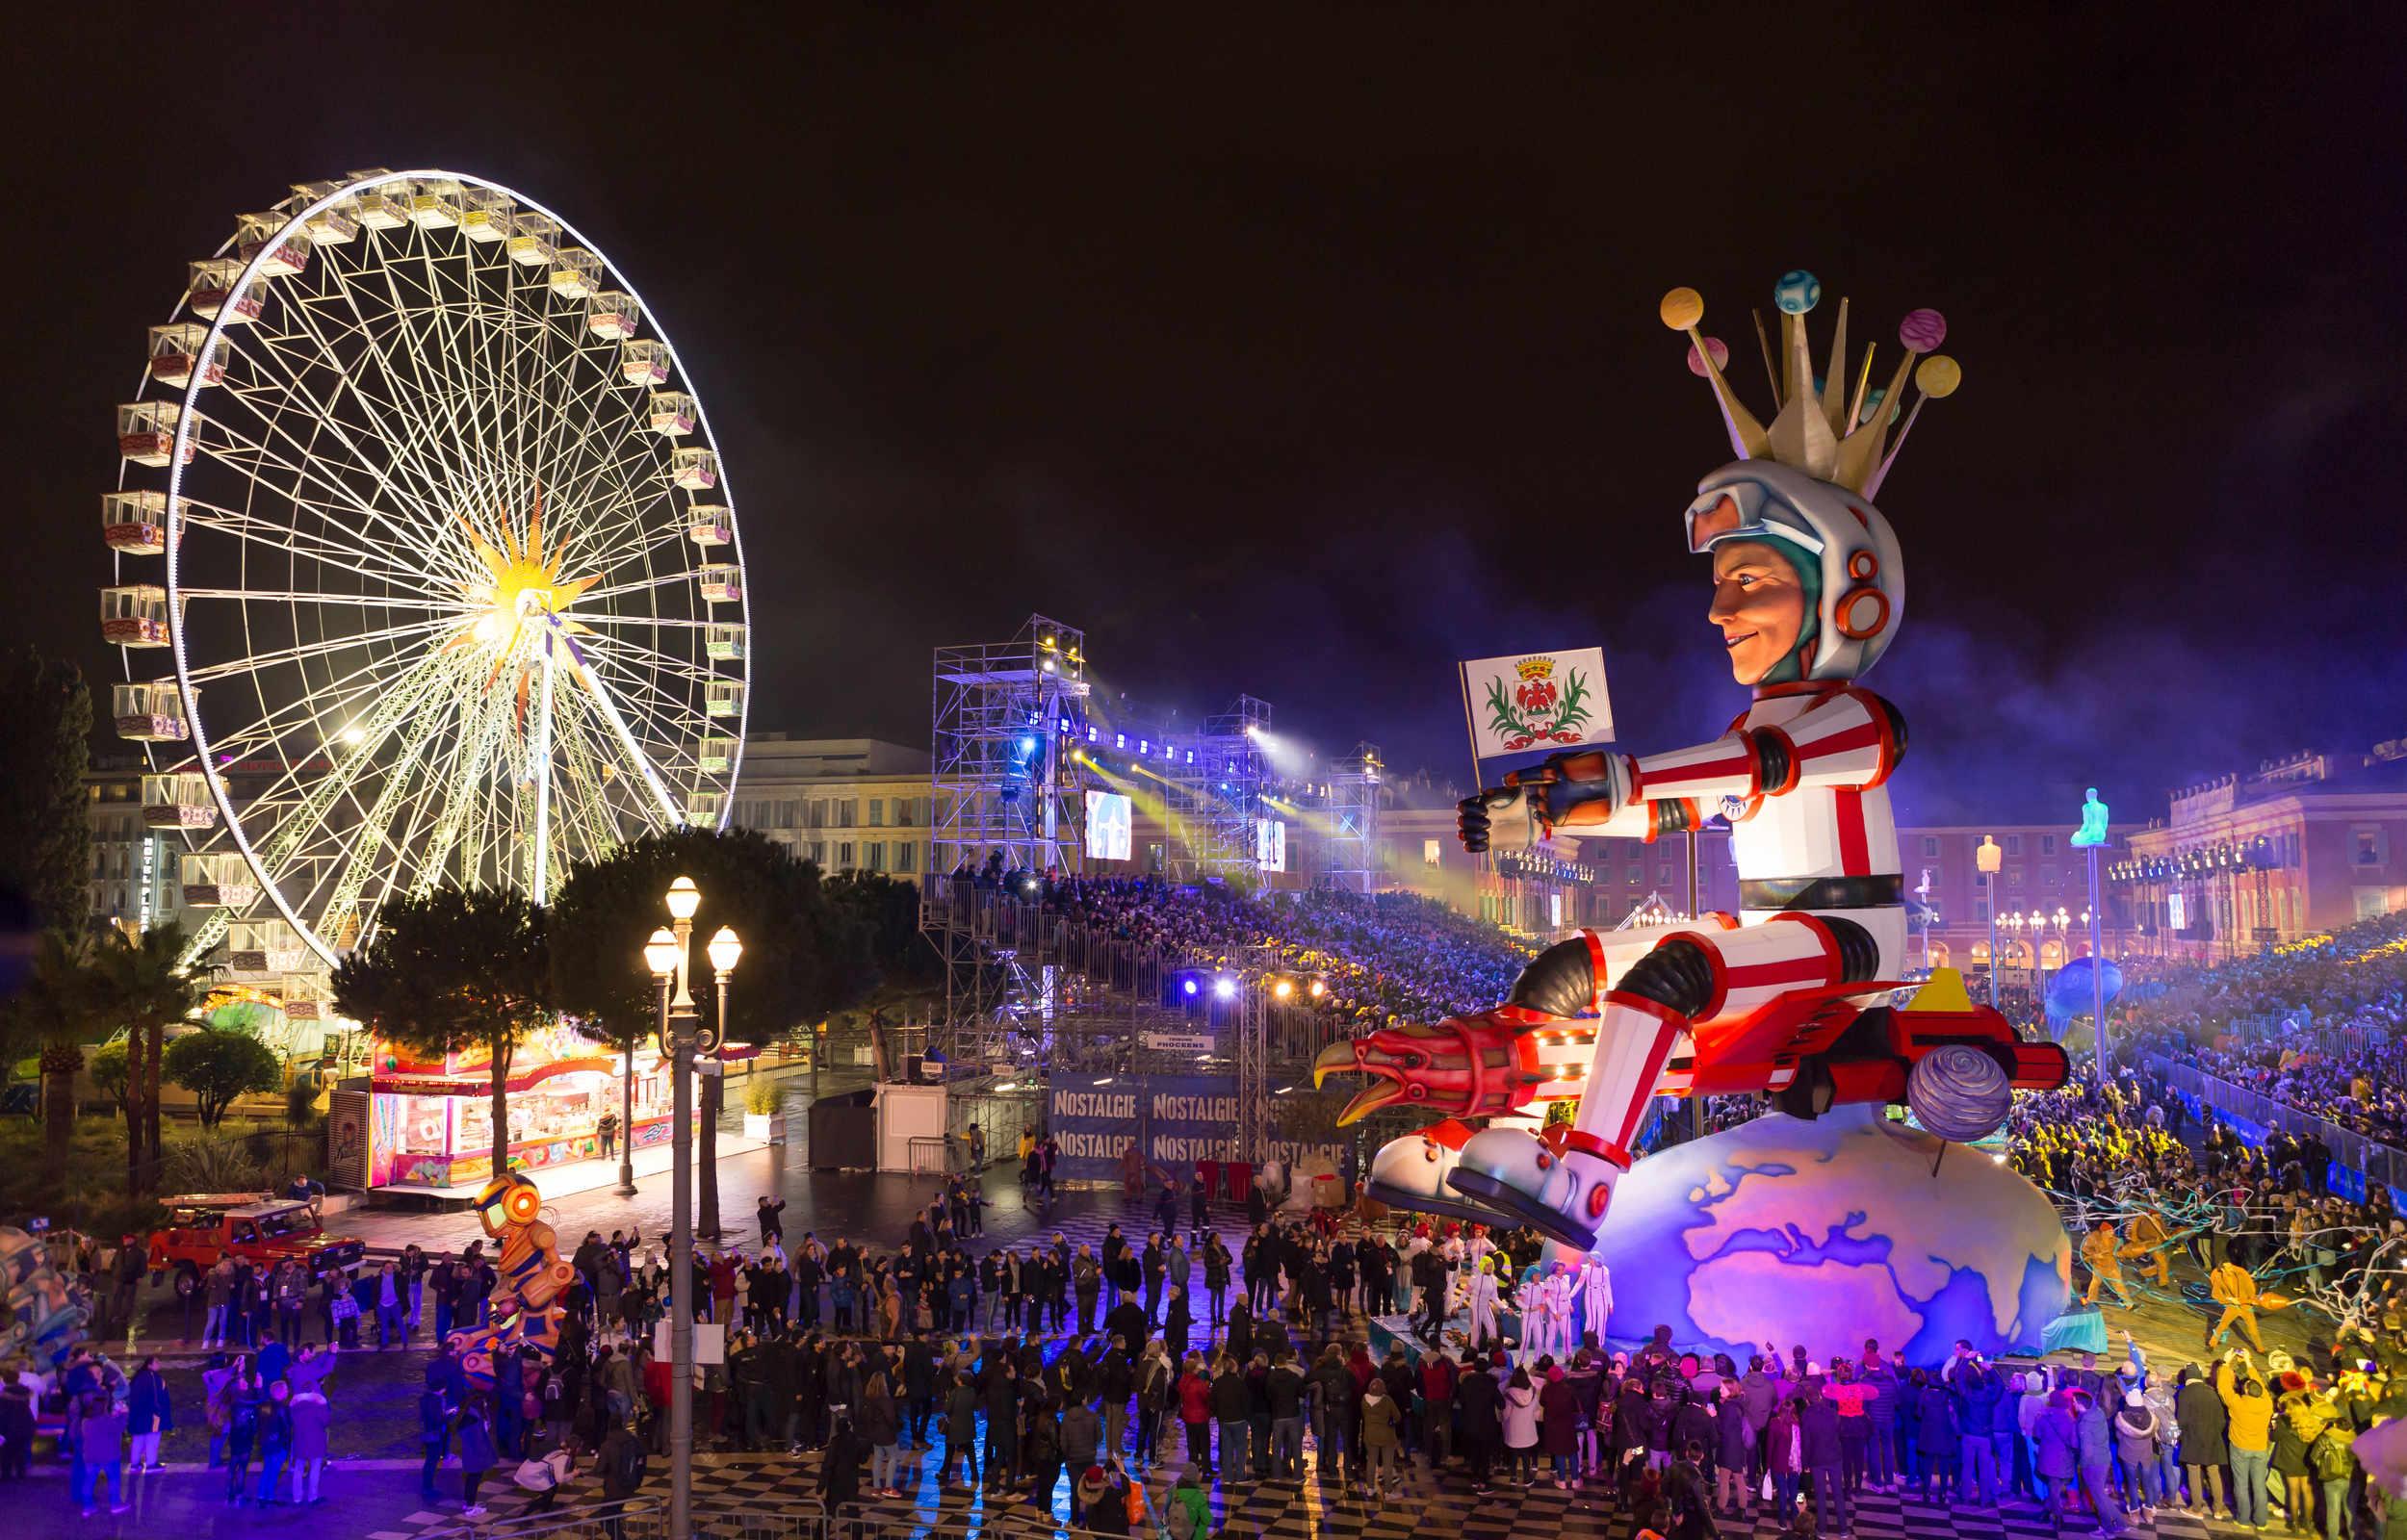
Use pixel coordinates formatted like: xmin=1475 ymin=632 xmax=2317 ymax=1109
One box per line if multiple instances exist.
xmin=1460 ymin=751 xmax=1631 ymax=852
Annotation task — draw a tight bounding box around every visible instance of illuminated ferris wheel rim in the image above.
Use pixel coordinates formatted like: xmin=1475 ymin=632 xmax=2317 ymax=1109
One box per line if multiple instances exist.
xmin=132 ymin=167 xmax=752 ymax=967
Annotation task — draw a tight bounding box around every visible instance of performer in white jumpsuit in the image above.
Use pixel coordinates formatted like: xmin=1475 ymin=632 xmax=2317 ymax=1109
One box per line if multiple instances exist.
xmin=1465 ymin=1256 xmax=1501 ymax=1352
xmin=1528 ymin=1262 xmax=1573 ymax=1361
xmin=1579 ymin=1257 xmax=1614 ymax=1350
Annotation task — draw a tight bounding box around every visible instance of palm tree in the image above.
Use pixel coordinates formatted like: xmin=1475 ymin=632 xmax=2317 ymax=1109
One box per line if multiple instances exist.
xmin=6 ymin=931 xmax=97 ymax=1187
xmin=90 ymin=922 xmax=209 ymax=1194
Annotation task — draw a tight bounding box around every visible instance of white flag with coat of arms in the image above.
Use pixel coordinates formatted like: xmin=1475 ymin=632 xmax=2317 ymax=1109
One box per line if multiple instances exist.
xmin=1459 ymin=648 xmax=1614 ymax=760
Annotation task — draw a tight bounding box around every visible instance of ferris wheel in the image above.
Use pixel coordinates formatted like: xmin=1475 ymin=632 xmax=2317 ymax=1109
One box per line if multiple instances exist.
xmin=102 ymin=169 xmax=748 ymax=973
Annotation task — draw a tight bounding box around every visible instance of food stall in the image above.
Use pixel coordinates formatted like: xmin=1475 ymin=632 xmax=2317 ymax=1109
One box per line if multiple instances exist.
xmin=366 ymin=1023 xmax=681 ymax=1191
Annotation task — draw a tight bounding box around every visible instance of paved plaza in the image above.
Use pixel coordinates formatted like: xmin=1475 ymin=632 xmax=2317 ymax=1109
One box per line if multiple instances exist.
xmin=34 ymin=1071 xmax=2323 ymax=1540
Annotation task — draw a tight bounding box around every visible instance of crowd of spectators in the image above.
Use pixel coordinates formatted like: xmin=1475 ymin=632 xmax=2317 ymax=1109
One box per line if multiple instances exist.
xmin=1029 ymin=876 xmax=1532 ymax=1033
xmin=2109 ymin=911 xmax=2407 ymax=1151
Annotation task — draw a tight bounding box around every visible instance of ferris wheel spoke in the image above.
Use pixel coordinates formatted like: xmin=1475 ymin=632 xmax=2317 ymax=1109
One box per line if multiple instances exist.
xmin=578 ymin=649 xmax=712 ymax=771
xmin=360 ymin=249 xmax=529 ymax=536
xmin=199 ymin=637 xmax=453 ymax=775
xmin=179 ymin=588 xmax=462 ymax=611
xmin=273 ymin=287 xmax=501 ymax=557
xmin=187 ymin=407 xmax=474 ymax=589
xmin=231 ymin=304 xmax=470 ymax=548
xmin=214 ymin=313 xmax=472 ymax=554
xmin=562 ymin=656 xmax=685 ymax=826
xmin=179 ymin=496 xmax=464 ymax=603
xmin=313 ymin=660 xmax=484 ymax=942
xmin=181 ymin=615 xmax=456 ymax=684
xmin=239 ymin=651 xmax=472 ymax=898
xmin=581 ymin=629 xmax=725 ymax=692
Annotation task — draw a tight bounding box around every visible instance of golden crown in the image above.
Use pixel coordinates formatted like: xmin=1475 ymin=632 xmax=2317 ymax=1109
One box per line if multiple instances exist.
xmin=1514 ymin=657 xmax=1555 ymax=680
xmin=1660 ymin=270 xmax=1959 ymax=499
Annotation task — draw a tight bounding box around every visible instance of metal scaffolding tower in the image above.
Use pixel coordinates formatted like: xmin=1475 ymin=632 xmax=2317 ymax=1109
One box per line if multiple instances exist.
xmin=924 ymin=614 xmax=1089 ymax=1065
xmin=1188 ymin=695 xmax=1271 ymax=877
xmin=1323 ymin=742 xmax=1384 ymax=893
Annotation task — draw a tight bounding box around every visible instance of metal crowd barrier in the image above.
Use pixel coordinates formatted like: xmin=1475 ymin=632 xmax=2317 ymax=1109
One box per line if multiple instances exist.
xmin=2146 ymin=1054 xmax=2407 ymax=1194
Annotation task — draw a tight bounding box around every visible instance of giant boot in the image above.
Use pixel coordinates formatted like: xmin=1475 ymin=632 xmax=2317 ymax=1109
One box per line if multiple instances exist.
xmin=1447 ymin=911 xmax=1877 ymax=1249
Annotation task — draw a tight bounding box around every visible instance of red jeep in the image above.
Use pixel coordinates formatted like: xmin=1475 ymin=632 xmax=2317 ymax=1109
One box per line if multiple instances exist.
xmin=146 ymin=1193 xmax=365 ymax=1288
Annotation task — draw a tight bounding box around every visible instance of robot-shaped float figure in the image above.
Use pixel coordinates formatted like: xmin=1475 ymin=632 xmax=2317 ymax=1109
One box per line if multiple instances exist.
xmin=450 ymin=1172 xmax=574 ymax=1387
xmin=1319 ymin=271 xmax=2069 ymax=1252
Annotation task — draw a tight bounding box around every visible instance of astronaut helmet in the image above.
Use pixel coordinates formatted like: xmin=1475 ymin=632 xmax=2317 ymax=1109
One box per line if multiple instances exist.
xmin=1684 ymin=459 xmax=1905 ymax=683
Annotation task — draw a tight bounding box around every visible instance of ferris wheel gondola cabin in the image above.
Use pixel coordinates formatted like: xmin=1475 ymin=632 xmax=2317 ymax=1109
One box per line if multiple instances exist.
xmin=141 ymin=772 xmax=217 ymax=830
xmin=102 ymin=491 xmax=171 ymax=554
xmin=99 ymin=584 xmax=170 ymax=647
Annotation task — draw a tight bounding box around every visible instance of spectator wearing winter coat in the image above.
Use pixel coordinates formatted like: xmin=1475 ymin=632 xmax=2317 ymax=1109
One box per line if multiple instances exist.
xmin=1455 ymin=1357 xmax=1502 ymax=1490
xmin=2073 ymin=1390 xmax=2129 ymax=1537
xmin=2177 ymin=1365 xmax=2232 ymax=1517
xmin=1715 ymin=1386 xmax=1756 ymax=1515
xmin=2216 ymin=1357 xmax=2275 ymax=1529
xmin=1500 ymin=1372 xmax=1540 ymax=1486
xmin=1765 ymin=1399 xmax=1803 ymax=1521
xmin=74 ymin=1393 xmax=129 ymax=1517
xmin=1799 ymin=1388 xmax=1849 ymax=1536
xmin=290 ymin=1382 xmax=332 ymax=1503
xmin=1913 ymin=1375 xmax=1959 ymax=1502
xmin=1360 ymin=1381 xmax=1403 ymax=1497
xmin=1951 ymin=1363 xmax=2005 ymax=1506
xmin=2112 ymin=1390 xmax=2163 ymax=1510
xmin=1858 ymin=1349 xmax=1902 ymax=1489
xmin=127 ymin=1357 xmax=172 ymax=1471
xmin=1540 ymin=1371 xmax=1583 ymax=1486
xmin=454 ymin=1399 xmax=498 ymax=1516
xmin=2034 ymin=1394 xmax=2081 ymax=1524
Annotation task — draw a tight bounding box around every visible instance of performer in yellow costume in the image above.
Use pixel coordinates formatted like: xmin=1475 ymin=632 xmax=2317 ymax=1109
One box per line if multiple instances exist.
xmin=2208 ymin=1258 xmax=2268 ymax=1353
xmin=2119 ymin=1209 xmax=2174 ymax=1289
xmin=2081 ymin=1219 xmax=2133 ymax=1308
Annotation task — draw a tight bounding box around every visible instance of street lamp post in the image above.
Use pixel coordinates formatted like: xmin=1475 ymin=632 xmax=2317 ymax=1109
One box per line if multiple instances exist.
xmin=614 ymin=1030 xmax=640 ymax=1197
xmin=642 ymin=875 xmax=736 ymax=1540
xmin=1977 ymin=835 xmax=2003 ymax=1008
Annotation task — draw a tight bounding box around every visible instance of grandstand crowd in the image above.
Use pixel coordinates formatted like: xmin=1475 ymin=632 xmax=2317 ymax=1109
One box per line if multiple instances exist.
xmin=1028 ymin=875 xmax=1531 ymax=1031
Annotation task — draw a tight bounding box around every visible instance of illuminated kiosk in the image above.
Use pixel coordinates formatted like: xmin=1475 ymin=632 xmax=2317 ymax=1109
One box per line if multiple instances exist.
xmin=366 ymin=1022 xmax=695 ymax=1193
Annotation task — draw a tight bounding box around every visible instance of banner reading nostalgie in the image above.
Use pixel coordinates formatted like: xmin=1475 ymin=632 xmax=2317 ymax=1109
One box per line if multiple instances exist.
xmin=1047 ymin=1071 xmax=1347 ymax=1187
xmin=1459 ymin=647 xmax=1615 ymax=759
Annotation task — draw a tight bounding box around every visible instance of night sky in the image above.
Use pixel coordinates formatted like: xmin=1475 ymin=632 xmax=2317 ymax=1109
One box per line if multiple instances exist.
xmin=13 ymin=7 xmax=2404 ymax=826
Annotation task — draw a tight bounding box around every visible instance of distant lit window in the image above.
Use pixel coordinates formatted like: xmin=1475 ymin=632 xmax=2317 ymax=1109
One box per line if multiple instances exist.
xmin=1423 ymin=838 xmax=1441 ymax=866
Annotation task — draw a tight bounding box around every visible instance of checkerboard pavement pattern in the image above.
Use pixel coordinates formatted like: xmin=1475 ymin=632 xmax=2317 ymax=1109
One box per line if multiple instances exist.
xmin=377 ymin=1435 xmax=2268 ymax=1540
xmin=361 ymin=1186 xmax=2273 ymax=1539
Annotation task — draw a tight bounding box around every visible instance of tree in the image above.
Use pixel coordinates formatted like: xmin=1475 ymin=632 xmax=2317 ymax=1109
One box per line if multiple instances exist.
xmin=88 ymin=920 xmax=208 ymax=1194
xmin=825 ymin=870 xmax=943 ymax=984
xmin=0 ymin=648 xmax=92 ymax=934
xmin=164 ymin=1027 xmax=282 ymax=1128
xmin=551 ymin=828 xmax=873 ymax=1236
xmin=334 ymin=886 xmax=549 ymax=1184
xmin=4 ymin=931 xmax=100 ymax=1184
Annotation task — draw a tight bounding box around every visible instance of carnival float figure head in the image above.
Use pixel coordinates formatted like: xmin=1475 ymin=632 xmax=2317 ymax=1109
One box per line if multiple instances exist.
xmin=1663 ymin=271 xmax=1954 ymax=689
xmin=450 ymin=1172 xmax=573 ymax=1387
xmin=1315 ymin=270 xmax=2052 ymax=1262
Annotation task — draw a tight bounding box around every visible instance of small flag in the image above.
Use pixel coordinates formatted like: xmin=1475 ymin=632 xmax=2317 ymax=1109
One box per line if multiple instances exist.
xmin=1460 ymin=648 xmax=1614 ymax=760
